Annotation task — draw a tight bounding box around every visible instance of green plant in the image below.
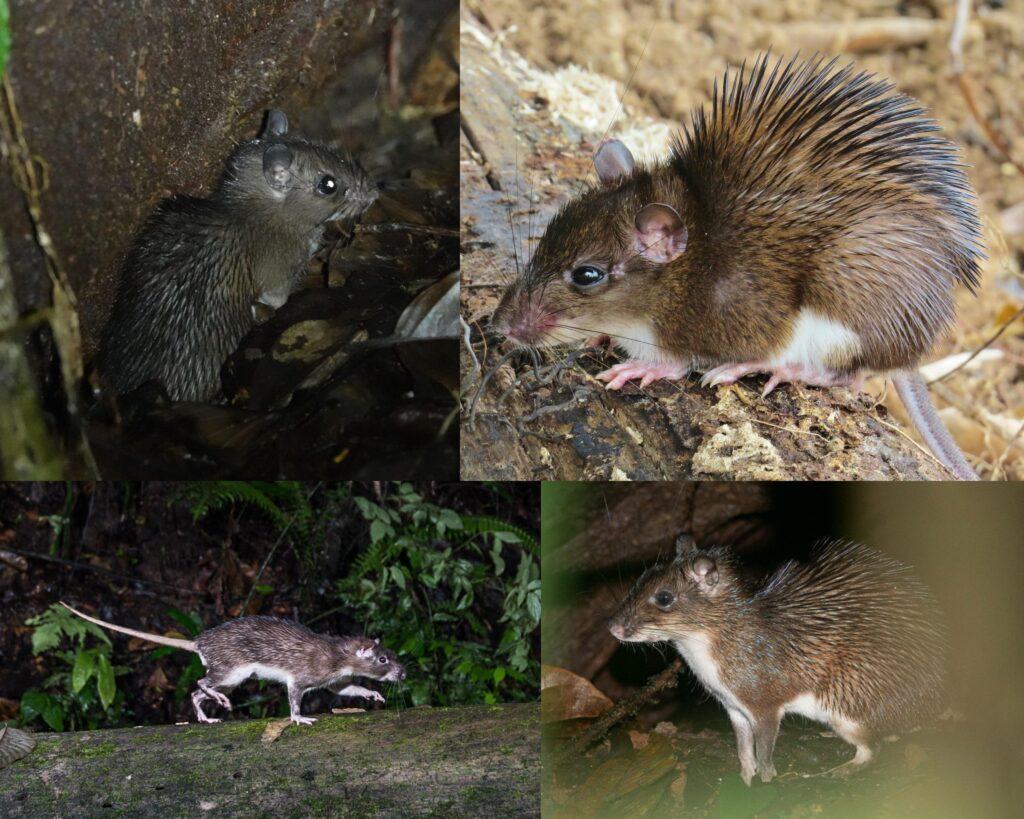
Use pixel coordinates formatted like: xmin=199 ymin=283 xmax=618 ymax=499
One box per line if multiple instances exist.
xmin=20 ymin=604 xmax=130 ymax=732
xmin=335 ymin=484 xmax=540 ymax=707
xmin=0 ymin=0 xmax=10 ymax=77
xmin=149 ymin=608 xmax=205 ymax=706
xmin=175 ymin=480 xmax=339 ymax=604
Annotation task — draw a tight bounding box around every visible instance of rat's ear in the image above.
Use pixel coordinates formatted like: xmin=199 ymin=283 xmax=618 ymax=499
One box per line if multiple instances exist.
xmin=634 ymin=203 xmax=687 ymax=263
xmin=594 ymin=139 xmax=634 ymax=186
xmin=263 ymin=143 xmax=294 ymax=191
xmin=686 ymin=555 xmax=719 ymax=591
xmin=355 ymin=641 xmax=374 ymax=659
xmin=674 ymin=533 xmax=695 ymax=557
xmin=262 ymin=109 xmax=289 ymax=138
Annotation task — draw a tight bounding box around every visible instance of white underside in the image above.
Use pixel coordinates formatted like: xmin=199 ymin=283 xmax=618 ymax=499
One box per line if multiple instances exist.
xmin=766 ymin=309 xmax=861 ymax=371
xmin=219 ymin=662 xmax=296 ymax=690
xmin=600 ymin=319 xmax=678 ymax=364
xmin=673 ymin=638 xmax=861 ymax=736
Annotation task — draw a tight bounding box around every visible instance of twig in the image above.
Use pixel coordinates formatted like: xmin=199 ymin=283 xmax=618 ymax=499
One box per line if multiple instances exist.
xmin=3 ymin=546 xmax=204 ymax=596
xmin=931 ymin=304 xmax=1024 ymax=383
xmin=949 ymin=0 xmax=1024 ymax=176
xmin=571 ymin=658 xmax=684 ymax=752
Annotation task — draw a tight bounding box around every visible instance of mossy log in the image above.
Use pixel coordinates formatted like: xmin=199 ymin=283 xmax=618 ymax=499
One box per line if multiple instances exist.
xmin=0 ymin=703 xmax=540 ymax=818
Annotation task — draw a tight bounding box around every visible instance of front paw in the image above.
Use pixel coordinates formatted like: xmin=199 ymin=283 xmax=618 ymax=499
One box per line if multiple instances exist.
xmin=367 ymin=691 xmax=385 ymax=704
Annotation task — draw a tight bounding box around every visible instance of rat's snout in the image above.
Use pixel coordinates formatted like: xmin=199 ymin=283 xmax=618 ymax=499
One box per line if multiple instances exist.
xmin=607 ymin=612 xmax=634 ymax=642
xmin=492 ymin=287 xmax=556 ymax=346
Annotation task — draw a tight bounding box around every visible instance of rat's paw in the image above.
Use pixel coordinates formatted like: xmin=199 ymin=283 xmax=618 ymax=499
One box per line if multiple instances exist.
xmin=700 ymin=361 xmax=767 ymax=389
xmin=368 ymin=691 xmax=386 ymax=703
xmin=701 ymin=362 xmax=858 ymax=397
xmin=597 ymin=360 xmax=689 ymax=390
xmin=290 ymin=716 xmax=317 ymax=726
xmin=213 ymin=692 xmax=233 ymax=709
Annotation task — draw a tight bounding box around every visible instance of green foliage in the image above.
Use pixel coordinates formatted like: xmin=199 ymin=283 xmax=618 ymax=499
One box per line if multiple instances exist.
xmin=336 ymin=484 xmax=540 ymax=707
xmin=175 ymin=481 xmax=342 ymax=604
xmin=0 ymin=0 xmax=10 ymax=77
xmin=177 ymin=481 xmax=295 ymax=531
xmin=150 ymin=608 xmax=205 ymax=706
xmin=21 ymin=604 xmax=129 ymax=732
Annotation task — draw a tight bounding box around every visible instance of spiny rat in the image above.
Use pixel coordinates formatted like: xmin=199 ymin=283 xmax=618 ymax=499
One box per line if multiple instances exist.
xmin=97 ymin=109 xmax=378 ymax=403
xmin=492 ymin=54 xmax=984 ymax=480
xmin=61 ymin=603 xmax=406 ymax=725
xmin=608 ymin=535 xmax=945 ymax=785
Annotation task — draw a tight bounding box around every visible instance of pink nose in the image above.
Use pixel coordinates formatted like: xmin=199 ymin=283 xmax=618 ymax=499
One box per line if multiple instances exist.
xmin=609 ymin=624 xmax=625 ymax=639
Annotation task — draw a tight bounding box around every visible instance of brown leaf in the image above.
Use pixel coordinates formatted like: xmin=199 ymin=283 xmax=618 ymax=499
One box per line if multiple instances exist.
xmin=261 ymin=718 xmax=291 ymax=744
xmin=540 ymin=664 xmax=613 ymax=722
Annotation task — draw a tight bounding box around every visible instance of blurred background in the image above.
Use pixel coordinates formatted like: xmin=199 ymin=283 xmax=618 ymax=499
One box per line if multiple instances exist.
xmin=0 ymin=481 xmax=539 ymax=731
xmin=541 ymin=481 xmax=1024 ymax=817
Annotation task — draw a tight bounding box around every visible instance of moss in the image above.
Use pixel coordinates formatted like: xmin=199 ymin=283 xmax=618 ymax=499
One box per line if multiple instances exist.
xmin=221 ymin=719 xmax=265 ymax=741
xmin=76 ymin=740 xmax=118 ymax=758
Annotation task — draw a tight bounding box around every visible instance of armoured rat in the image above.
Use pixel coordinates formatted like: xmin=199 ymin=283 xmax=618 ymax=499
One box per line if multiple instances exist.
xmin=608 ymin=535 xmax=945 ymax=785
xmin=97 ymin=109 xmax=378 ymax=403
xmin=61 ymin=603 xmax=405 ymax=725
xmin=492 ymin=54 xmax=984 ymax=480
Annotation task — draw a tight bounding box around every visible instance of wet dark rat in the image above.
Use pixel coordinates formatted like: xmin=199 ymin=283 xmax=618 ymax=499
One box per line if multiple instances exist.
xmin=608 ymin=535 xmax=945 ymax=785
xmin=97 ymin=109 xmax=378 ymax=403
xmin=62 ymin=603 xmax=405 ymax=725
xmin=491 ymin=54 xmax=984 ymax=480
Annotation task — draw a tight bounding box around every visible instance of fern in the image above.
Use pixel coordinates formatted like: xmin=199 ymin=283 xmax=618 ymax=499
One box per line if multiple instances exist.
xmin=177 ymin=482 xmax=288 ymax=528
xmin=460 ymin=515 xmax=538 ymax=554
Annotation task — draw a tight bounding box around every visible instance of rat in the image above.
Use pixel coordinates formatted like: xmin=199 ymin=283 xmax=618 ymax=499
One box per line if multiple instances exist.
xmin=491 ymin=54 xmax=984 ymax=480
xmin=608 ymin=534 xmax=945 ymax=785
xmin=61 ymin=602 xmax=406 ymax=725
xmin=96 ymin=108 xmax=378 ymax=403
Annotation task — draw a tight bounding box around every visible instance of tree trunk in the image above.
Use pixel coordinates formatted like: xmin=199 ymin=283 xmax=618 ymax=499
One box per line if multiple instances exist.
xmin=0 ymin=703 xmax=540 ymax=818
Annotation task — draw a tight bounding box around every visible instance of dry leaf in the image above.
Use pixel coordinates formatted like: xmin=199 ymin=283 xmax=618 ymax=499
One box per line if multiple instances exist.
xmin=261 ymin=718 xmax=291 ymax=744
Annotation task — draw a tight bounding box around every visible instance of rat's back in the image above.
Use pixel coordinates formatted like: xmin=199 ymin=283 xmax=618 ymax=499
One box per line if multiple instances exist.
xmin=675 ymin=54 xmax=984 ymax=367
xmin=97 ymin=196 xmax=253 ymax=402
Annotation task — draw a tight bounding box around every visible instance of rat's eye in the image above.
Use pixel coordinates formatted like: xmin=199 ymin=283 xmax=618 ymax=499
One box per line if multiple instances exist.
xmin=570 ymin=265 xmax=606 ymax=288
xmin=653 ymin=590 xmax=674 ymax=609
xmin=378 ymin=656 xmax=388 ymax=664
xmin=316 ymin=174 xmax=338 ymax=196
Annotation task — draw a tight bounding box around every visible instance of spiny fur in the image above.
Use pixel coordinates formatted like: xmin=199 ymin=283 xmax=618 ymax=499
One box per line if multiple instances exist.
xmin=611 ymin=539 xmax=946 ymax=732
xmin=496 ymin=54 xmax=984 ymax=373
xmin=97 ymin=125 xmax=375 ymax=403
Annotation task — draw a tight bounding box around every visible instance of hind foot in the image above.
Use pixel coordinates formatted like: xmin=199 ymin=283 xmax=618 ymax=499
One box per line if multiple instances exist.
xmin=701 ymin=361 xmax=862 ymax=397
xmin=597 ymin=360 xmax=690 ymax=390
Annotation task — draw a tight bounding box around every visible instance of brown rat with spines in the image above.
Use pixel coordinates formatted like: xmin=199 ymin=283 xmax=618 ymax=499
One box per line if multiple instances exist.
xmin=608 ymin=534 xmax=945 ymax=785
xmin=492 ymin=54 xmax=984 ymax=480
xmin=61 ymin=603 xmax=406 ymax=726
xmin=97 ymin=108 xmax=379 ymax=403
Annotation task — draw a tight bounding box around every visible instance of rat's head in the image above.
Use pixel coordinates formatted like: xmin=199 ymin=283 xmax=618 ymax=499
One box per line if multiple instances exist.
xmin=219 ymin=109 xmax=378 ymax=230
xmin=608 ymin=535 xmax=740 ymax=644
xmin=492 ymin=139 xmax=690 ymax=351
xmin=350 ymin=637 xmax=407 ymax=683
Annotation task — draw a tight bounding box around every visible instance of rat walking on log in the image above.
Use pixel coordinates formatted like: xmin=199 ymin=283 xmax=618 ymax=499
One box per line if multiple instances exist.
xmin=492 ymin=54 xmax=984 ymax=480
xmin=608 ymin=535 xmax=946 ymax=785
xmin=61 ymin=603 xmax=406 ymax=725
xmin=97 ymin=109 xmax=378 ymax=403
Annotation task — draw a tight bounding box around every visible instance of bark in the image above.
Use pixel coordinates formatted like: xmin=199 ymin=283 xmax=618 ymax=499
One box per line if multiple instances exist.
xmin=0 ymin=703 xmax=540 ymax=818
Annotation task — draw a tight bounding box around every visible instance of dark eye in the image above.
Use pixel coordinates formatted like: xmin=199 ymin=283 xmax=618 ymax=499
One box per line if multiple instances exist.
xmin=316 ymin=174 xmax=338 ymax=195
xmin=378 ymin=656 xmax=388 ymax=664
xmin=653 ymin=590 xmax=674 ymax=608
xmin=570 ymin=265 xmax=606 ymax=288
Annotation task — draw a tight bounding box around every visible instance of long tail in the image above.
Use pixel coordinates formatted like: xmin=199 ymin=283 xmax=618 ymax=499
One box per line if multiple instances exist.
xmin=61 ymin=603 xmax=197 ymax=651
xmin=892 ymin=371 xmax=979 ymax=481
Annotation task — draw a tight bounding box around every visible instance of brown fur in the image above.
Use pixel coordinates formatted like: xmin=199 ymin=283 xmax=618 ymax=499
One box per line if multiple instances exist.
xmin=494 ymin=54 xmax=983 ymax=373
